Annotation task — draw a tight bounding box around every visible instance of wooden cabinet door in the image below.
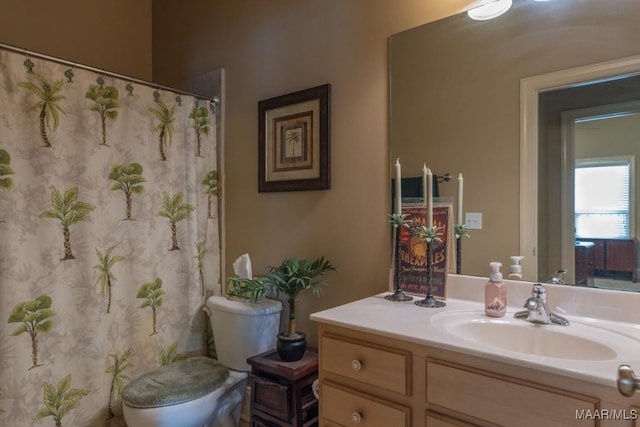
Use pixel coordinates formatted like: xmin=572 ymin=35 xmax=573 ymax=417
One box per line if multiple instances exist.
xmin=593 ymin=239 xmax=606 ymax=270
xmin=606 ymin=239 xmax=635 ymax=272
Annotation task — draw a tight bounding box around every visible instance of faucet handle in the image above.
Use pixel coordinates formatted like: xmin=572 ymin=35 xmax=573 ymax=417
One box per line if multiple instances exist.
xmin=548 ymin=269 xmax=567 ymax=285
xmin=532 ymin=284 xmax=547 ymax=301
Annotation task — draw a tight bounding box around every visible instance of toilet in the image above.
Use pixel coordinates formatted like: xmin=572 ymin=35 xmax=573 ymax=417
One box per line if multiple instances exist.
xmin=121 ymin=295 xmax=282 ymax=427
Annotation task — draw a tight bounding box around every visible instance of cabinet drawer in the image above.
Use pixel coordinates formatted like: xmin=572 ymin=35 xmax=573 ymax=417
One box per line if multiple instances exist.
xmin=250 ymin=373 xmax=290 ymax=421
xmin=321 ymin=381 xmax=410 ymax=427
xmin=426 ymin=410 xmax=480 ymax=427
xmin=426 ymin=360 xmax=598 ymax=427
xmin=320 ymin=334 xmax=410 ymax=395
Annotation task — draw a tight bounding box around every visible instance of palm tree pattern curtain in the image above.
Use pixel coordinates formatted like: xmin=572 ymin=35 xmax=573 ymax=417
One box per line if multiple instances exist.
xmin=0 ymin=48 xmax=220 ymax=426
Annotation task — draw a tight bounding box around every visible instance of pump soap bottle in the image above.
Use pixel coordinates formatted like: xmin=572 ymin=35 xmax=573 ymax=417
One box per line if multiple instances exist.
xmin=485 ymin=262 xmax=506 ymax=317
xmin=508 ymin=256 xmax=524 ymax=280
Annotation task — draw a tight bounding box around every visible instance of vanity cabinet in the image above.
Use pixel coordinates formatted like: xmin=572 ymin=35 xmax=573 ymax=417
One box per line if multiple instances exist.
xmin=316 ymin=322 xmax=637 ymax=427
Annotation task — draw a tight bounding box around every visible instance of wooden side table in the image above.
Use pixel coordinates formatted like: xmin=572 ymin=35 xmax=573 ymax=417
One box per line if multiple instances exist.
xmin=247 ymin=349 xmax=318 ymax=427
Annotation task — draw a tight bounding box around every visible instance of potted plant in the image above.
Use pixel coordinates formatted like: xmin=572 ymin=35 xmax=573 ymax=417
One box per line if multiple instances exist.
xmin=268 ymin=256 xmax=335 ymax=361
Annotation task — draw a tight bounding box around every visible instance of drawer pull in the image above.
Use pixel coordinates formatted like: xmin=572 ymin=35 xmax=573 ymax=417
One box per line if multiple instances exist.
xmin=351 ymin=359 xmax=363 ymax=371
xmin=351 ymin=411 xmax=363 ymax=424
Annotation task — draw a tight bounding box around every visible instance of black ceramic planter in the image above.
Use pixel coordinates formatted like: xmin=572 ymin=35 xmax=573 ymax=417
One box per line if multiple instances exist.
xmin=276 ymin=332 xmax=307 ymax=362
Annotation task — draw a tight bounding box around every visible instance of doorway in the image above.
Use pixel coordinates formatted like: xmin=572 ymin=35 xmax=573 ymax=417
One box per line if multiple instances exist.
xmin=560 ymin=102 xmax=640 ymax=289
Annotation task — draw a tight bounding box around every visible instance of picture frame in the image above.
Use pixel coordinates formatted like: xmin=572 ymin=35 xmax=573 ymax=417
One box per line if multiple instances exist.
xmin=258 ymin=84 xmax=331 ymax=192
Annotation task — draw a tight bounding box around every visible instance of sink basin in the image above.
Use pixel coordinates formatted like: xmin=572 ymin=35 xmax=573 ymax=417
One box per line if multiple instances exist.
xmin=431 ymin=310 xmax=639 ymax=361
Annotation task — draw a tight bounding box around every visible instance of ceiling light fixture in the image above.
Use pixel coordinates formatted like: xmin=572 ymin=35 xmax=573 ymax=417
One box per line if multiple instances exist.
xmin=467 ymin=0 xmax=513 ymax=20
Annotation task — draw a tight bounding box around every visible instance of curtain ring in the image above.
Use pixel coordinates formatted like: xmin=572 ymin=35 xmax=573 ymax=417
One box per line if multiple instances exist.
xmin=64 ymin=65 xmax=76 ymax=83
xmin=24 ymin=54 xmax=34 ymax=73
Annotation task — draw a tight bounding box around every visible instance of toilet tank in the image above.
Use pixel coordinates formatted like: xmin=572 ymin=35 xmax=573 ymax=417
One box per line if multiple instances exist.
xmin=206 ymin=295 xmax=282 ymax=371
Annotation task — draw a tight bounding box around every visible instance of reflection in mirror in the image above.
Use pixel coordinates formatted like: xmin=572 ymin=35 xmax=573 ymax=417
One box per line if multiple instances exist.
xmin=390 ymin=0 xmax=640 ymax=290
xmin=541 ymin=85 xmax=640 ymax=291
xmin=523 ymin=63 xmax=640 ymax=292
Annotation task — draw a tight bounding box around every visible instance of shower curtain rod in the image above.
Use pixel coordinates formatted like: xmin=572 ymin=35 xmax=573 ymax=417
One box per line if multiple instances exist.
xmin=0 ymin=42 xmax=219 ymax=104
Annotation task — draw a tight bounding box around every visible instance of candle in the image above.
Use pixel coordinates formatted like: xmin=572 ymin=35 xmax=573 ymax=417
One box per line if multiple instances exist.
xmin=427 ymin=167 xmax=433 ymax=227
xmin=395 ymin=158 xmax=402 ymax=214
xmin=422 ymin=163 xmax=428 ymax=206
xmin=457 ymin=173 xmax=464 ymax=225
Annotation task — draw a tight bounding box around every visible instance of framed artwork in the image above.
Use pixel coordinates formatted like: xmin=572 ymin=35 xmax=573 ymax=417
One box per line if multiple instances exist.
xmin=395 ymin=202 xmax=454 ymax=298
xmin=258 ymin=84 xmax=331 ymax=192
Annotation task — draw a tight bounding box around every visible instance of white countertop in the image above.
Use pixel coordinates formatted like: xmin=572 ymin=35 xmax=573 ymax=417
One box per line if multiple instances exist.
xmin=310 ymin=275 xmax=640 ymax=388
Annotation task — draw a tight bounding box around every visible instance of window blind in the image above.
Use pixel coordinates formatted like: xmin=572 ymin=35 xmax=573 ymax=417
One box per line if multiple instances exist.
xmin=574 ymin=159 xmax=631 ymax=239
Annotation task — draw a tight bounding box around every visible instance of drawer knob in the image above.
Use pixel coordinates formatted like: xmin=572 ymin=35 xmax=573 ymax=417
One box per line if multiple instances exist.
xmin=351 ymin=411 xmax=363 ymax=424
xmin=618 ymin=365 xmax=640 ymax=396
xmin=351 ymin=359 xmax=363 ymax=371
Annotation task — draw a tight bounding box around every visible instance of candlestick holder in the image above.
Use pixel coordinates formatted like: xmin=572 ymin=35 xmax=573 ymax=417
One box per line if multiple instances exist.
xmin=413 ymin=225 xmax=446 ymax=308
xmin=454 ymin=224 xmax=470 ymax=275
xmin=385 ymin=214 xmax=413 ymax=302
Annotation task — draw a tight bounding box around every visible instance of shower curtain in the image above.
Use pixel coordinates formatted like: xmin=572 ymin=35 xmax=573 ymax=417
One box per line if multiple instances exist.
xmin=0 ymin=47 xmax=220 ymax=426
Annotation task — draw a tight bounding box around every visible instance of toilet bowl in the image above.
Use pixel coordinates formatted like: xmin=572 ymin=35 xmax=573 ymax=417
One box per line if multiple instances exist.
xmin=121 ymin=295 xmax=282 ymax=427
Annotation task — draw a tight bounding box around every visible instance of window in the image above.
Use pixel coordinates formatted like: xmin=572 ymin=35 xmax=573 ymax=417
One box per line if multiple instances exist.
xmin=574 ymin=157 xmax=633 ymax=239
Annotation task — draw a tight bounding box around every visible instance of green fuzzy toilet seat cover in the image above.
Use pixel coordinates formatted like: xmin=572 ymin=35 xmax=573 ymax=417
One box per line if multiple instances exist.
xmin=122 ymin=357 xmax=230 ymax=408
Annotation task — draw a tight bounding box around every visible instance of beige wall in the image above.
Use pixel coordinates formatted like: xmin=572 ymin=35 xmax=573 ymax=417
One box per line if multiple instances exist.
xmin=152 ymin=0 xmax=472 ymax=346
xmin=0 ymin=0 xmax=474 ymax=348
xmin=0 ymin=0 xmax=152 ymax=80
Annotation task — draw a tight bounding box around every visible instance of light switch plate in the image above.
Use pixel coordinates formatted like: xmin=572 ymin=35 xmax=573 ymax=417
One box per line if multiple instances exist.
xmin=465 ymin=212 xmax=482 ymax=230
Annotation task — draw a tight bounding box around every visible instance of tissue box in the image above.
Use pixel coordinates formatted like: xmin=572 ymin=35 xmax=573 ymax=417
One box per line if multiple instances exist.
xmin=226 ymin=277 xmax=273 ymax=301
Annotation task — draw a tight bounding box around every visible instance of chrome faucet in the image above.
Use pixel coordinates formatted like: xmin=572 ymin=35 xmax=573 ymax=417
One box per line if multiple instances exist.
xmin=514 ymin=283 xmax=569 ymax=326
xmin=547 ymin=269 xmax=567 ymax=285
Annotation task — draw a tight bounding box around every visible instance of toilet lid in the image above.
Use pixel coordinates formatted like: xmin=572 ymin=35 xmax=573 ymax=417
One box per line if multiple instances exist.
xmin=122 ymin=357 xmax=230 ymax=408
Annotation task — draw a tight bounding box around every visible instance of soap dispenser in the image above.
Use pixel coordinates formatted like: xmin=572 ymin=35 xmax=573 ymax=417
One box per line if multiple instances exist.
xmin=508 ymin=256 xmax=524 ymax=280
xmin=485 ymin=262 xmax=506 ymax=317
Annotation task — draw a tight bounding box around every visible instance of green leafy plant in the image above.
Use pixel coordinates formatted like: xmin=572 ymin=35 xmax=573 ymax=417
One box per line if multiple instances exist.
xmin=268 ymin=257 xmax=335 ymax=338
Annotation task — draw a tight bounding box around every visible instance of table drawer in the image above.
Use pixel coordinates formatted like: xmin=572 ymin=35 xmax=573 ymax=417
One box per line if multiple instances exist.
xmin=250 ymin=373 xmax=290 ymax=421
xmin=321 ymin=334 xmax=410 ymax=395
xmin=321 ymin=381 xmax=410 ymax=427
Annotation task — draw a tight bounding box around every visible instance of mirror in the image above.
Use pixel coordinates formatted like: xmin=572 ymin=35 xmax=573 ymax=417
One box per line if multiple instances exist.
xmin=390 ymin=0 xmax=640 ymax=289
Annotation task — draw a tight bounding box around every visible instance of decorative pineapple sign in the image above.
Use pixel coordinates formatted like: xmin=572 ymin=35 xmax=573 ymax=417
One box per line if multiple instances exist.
xmin=398 ymin=204 xmax=452 ymax=298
